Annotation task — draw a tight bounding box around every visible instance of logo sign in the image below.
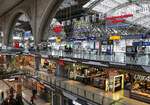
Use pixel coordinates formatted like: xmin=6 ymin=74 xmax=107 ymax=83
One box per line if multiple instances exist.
xmin=134 ymin=74 xmax=150 ymax=81
xmin=53 ymin=25 xmax=62 ymax=33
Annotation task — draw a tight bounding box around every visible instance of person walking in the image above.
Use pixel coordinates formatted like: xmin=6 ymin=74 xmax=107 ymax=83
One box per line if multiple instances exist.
xmin=30 ymin=95 xmax=34 ymax=104
xmin=1 ymin=91 xmax=4 ymax=101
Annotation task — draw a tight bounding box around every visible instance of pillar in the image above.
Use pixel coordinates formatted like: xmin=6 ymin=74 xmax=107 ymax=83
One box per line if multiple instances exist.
xmin=34 ymin=54 xmax=41 ymax=76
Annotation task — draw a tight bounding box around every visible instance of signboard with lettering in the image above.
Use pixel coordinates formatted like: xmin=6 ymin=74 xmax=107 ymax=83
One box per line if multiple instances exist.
xmin=109 ymin=36 xmax=121 ymax=40
xmin=134 ymin=74 xmax=150 ymax=81
xmin=133 ymin=42 xmax=150 ymax=46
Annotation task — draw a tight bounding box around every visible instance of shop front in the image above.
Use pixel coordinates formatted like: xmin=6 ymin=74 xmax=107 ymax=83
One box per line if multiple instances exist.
xmin=40 ymin=58 xmax=57 ymax=74
xmin=14 ymin=55 xmax=35 ymax=75
xmin=130 ymin=74 xmax=150 ymax=103
xmin=64 ymin=62 xmax=124 ymax=92
xmin=0 ymin=55 xmax=5 ymax=69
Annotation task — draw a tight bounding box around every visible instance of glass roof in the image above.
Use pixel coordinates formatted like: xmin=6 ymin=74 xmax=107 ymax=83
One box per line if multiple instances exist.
xmin=59 ymin=0 xmax=78 ymax=9
xmin=83 ymin=0 xmax=150 ymax=29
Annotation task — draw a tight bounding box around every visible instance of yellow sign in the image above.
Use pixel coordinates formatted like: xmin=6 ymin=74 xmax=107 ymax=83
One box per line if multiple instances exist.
xmin=109 ymin=36 xmax=121 ymax=40
xmin=56 ymin=37 xmax=61 ymax=43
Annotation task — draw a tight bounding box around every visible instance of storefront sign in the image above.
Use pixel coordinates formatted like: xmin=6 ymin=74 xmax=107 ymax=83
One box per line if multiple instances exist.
xmin=58 ymin=59 xmax=64 ymax=65
xmin=134 ymin=75 xmax=150 ymax=81
xmin=41 ymin=55 xmax=48 ymax=58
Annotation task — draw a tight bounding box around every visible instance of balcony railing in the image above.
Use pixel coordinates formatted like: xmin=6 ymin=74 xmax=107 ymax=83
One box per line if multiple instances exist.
xmin=26 ymin=72 xmax=127 ymax=105
xmin=40 ymin=49 xmax=150 ymax=66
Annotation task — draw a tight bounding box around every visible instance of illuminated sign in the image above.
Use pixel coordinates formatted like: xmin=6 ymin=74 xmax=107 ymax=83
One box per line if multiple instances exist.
xmin=56 ymin=37 xmax=61 ymax=43
xmin=109 ymin=36 xmax=121 ymax=40
xmin=134 ymin=74 xmax=150 ymax=81
xmin=53 ymin=25 xmax=62 ymax=33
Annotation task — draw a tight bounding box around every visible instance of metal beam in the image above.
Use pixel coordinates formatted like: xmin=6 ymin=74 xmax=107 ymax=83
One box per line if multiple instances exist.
xmin=87 ymin=0 xmax=104 ymax=10
xmin=126 ymin=14 xmax=150 ymax=33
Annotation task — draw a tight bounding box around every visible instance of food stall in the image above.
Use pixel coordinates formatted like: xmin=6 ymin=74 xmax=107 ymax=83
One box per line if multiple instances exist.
xmin=65 ymin=62 xmax=124 ymax=92
xmin=130 ymin=74 xmax=150 ymax=103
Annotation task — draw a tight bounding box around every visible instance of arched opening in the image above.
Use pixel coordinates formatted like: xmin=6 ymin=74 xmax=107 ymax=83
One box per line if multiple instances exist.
xmin=8 ymin=13 xmax=34 ymax=51
xmin=41 ymin=0 xmax=100 ymax=53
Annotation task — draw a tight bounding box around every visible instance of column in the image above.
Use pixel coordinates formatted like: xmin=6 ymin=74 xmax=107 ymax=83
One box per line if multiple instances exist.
xmin=34 ymin=54 xmax=41 ymax=76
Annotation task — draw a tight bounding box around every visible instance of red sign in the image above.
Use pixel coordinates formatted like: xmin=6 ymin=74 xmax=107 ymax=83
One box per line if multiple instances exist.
xmin=14 ymin=41 xmax=19 ymax=48
xmin=53 ymin=25 xmax=62 ymax=33
xmin=58 ymin=59 xmax=64 ymax=65
xmin=105 ymin=14 xmax=133 ymax=20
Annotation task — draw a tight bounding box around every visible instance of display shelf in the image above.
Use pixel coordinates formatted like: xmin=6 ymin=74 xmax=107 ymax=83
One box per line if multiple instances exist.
xmin=130 ymin=90 xmax=150 ymax=104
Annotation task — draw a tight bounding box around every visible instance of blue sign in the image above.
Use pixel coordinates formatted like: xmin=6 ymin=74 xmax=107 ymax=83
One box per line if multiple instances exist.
xmin=133 ymin=42 xmax=150 ymax=46
xmin=24 ymin=31 xmax=31 ymax=37
xmin=100 ymin=24 xmax=130 ymax=28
